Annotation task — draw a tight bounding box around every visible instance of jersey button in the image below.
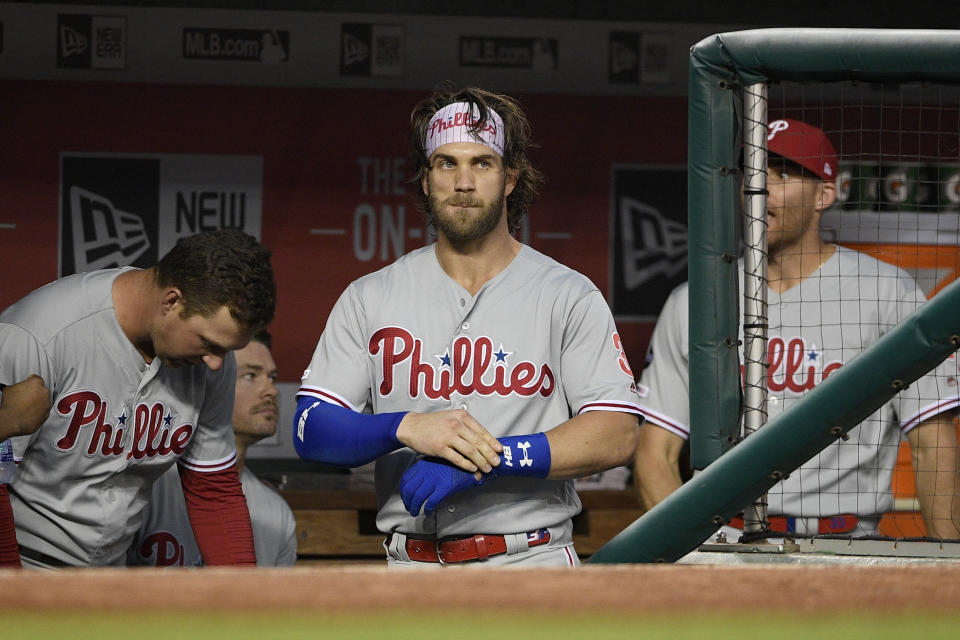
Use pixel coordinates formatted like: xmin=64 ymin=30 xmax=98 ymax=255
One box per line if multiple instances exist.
xmin=447 ymin=505 xmax=456 ymax=513
xmin=458 ymin=403 xmax=467 ymax=410
xmin=459 ymin=298 xmax=465 ymax=307
xmin=461 ymin=322 xmax=470 ymax=331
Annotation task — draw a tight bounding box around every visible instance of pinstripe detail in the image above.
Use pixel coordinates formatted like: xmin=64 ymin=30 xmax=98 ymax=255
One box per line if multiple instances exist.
xmin=297 ymin=385 xmax=357 ymax=411
xmin=901 ymin=394 xmax=960 ymax=433
xmin=637 ymin=405 xmax=690 ymax=439
xmin=578 ymin=400 xmax=643 ymax=416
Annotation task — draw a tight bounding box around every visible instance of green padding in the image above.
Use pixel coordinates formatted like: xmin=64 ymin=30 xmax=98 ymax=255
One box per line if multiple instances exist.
xmin=691 ymin=28 xmax=960 ymax=85
xmin=686 ymin=28 xmax=960 ymax=470
xmin=590 ymin=278 xmax=960 ymax=564
xmin=686 ymin=41 xmax=742 ymax=468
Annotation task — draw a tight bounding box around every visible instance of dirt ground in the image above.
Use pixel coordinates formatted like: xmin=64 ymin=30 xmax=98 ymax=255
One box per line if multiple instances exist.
xmin=3 ymin=564 xmax=959 ymax=614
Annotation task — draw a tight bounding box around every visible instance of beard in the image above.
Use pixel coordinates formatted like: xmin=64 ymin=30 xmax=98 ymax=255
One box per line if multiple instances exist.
xmin=427 ymin=181 xmax=507 ymax=245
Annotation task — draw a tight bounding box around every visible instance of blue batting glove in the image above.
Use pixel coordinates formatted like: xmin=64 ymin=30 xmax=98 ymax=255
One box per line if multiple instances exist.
xmin=399 ymin=457 xmax=482 ymax=516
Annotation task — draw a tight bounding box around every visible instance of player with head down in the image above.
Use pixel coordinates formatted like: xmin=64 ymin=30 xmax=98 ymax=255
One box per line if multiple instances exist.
xmin=129 ymin=329 xmax=297 ymax=567
xmin=634 ymin=119 xmax=960 ymax=538
xmin=294 ymin=84 xmax=643 ymax=566
xmin=0 ymin=229 xmax=276 ymax=567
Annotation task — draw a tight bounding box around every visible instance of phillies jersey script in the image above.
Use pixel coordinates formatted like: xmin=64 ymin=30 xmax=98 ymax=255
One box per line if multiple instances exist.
xmin=639 ymin=246 xmax=960 ymax=517
xmin=299 ymin=244 xmax=642 ymax=538
xmin=129 ymin=466 xmax=297 ymax=567
xmin=0 ymin=269 xmax=238 ymax=566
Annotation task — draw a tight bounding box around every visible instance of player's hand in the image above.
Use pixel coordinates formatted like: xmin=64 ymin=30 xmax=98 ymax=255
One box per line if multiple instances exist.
xmin=0 ymin=375 xmax=52 ymax=439
xmin=400 ymin=457 xmax=484 ymax=516
xmin=395 ymin=409 xmax=502 ymax=474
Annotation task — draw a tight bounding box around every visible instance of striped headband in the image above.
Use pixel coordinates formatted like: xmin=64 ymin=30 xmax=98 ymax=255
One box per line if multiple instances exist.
xmin=425 ymin=101 xmax=505 ymax=158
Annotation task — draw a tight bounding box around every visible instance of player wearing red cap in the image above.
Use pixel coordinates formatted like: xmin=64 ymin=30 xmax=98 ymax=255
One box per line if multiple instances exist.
xmin=634 ymin=119 xmax=960 ymax=539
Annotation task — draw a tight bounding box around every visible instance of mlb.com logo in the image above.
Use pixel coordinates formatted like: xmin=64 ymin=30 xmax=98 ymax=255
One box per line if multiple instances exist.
xmin=59 ymin=154 xmax=263 ymax=277
xmin=57 ymin=14 xmax=126 ymax=69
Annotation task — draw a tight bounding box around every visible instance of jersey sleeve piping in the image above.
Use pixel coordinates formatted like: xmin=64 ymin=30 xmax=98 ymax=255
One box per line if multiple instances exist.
xmin=296 ymin=385 xmax=359 ymax=412
xmin=178 ymin=451 xmax=238 ymax=473
xmin=900 ymin=394 xmax=960 ymax=434
xmin=638 ymin=406 xmax=690 ymax=439
xmin=577 ymin=400 xmax=644 ymax=417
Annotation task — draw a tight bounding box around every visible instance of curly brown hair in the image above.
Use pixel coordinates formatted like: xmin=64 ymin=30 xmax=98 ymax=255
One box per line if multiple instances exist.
xmin=155 ymin=229 xmax=276 ymax=333
xmin=410 ymin=83 xmax=545 ymax=233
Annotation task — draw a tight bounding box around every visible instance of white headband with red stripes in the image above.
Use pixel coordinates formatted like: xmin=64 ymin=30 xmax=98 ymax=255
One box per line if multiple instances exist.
xmin=425 ymin=101 xmax=505 ymax=158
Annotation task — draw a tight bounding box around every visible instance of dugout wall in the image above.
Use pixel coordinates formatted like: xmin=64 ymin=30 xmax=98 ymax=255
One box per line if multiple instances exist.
xmin=592 ymin=28 xmax=960 ymax=563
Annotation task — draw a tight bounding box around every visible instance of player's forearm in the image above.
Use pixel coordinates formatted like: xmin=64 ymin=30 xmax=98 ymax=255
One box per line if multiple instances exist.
xmin=633 ymin=456 xmax=683 ymax=511
xmin=542 ymin=411 xmax=640 ymax=479
xmin=633 ymin=422 xmax=685 ymax=510
xmin=0 ymin=408 xmax=16 ymax=441
xmin=0 ymin=375 xmax=52 ymax=440
xmin=914 ymin=468 xmax=960 ymax=539
xmin=909 ymin=415 xmax=960 ymax=539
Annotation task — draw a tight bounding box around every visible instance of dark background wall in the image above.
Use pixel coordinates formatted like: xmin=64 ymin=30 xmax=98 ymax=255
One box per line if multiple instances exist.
xmin=2 ymin=2 xmax=956 ymax=458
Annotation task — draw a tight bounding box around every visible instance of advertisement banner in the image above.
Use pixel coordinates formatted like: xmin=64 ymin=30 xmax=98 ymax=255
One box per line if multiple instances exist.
xmin=59 ymin=154 xmax=262 ymax=276
xmin=609 ymin=166 xmax=688 ymax=320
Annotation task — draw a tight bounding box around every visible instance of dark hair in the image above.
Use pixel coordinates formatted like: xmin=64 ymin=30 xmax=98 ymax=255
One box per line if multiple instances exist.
xmin=410 ymin=83 xmax=545 ymax=233
xmin=250 ymin=328 xmax=273 ymax=350
xmin=155 ymin=229 xmax=276 ymax=332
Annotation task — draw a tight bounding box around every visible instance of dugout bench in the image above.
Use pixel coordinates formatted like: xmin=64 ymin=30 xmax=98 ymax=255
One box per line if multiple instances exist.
xmin=279 ymin=477 xmax=645 ymax=561
xmin=270 ymin=439 xmax=931 ymax=563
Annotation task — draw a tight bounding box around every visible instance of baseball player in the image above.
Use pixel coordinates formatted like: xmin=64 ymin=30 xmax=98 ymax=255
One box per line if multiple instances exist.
xmin=294 ymin=85 xmax=643 ymax=566
xmin=129 ymin=330 xmax=297 ymax=567
xmin=0 ymin=376 xmax=51 ymax=566
xmin=0 ymin=229 xmax=276 ymax=567
xmin=635 ymin=119 xmax=960 ymax=538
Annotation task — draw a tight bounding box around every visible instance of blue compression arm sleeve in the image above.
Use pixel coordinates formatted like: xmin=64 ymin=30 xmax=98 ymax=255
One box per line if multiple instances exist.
xmin=293 ymin=395 xmax=407 ymax=467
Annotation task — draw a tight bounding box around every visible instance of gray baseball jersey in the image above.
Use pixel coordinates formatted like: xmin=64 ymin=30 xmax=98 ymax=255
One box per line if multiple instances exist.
xmin=299 ymin=244 xmax=642 ymax=539
xmin=128 ymin=465 xmax=297 ymax=567
xmin=639 ymin=245 xmax=960 ymax=517
xmin=0 ymin=268 xmax=238 ymax=566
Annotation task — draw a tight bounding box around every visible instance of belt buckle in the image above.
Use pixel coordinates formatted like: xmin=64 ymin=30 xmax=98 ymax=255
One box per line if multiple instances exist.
xmin=436 ymin=533 xmax=486 ymax=565
xmin=435 ymin=533 xmax=466 ymax=565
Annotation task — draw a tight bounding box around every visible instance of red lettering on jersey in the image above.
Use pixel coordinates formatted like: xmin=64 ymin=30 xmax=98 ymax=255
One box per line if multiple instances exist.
xmin=88 ymin=402 xmax=125 ymax=456
xmin=140 ymin=531 xmax=184 ymax=567
xmin=369 ymin=327 xmax=554 ymax=399
xmin=128 ymin=403 xmax=194 ymax=460
xmin=55 ymin=391 xmax=194 ymax=459
xmin=369 ymin=327 xmax=415 ymax=397
xmin=741 ymin=337 xmax=845 ymax=395
xmin=56 ymin=391 xmax=102 ymax=450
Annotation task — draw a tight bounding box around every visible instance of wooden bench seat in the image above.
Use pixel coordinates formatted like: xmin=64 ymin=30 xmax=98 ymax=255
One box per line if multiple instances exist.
xmin=281 ymin=488 xmax=646 ymax=559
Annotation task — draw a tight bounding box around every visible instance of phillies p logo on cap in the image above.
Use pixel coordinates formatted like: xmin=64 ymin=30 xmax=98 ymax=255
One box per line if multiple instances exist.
xmin=767 ymin=119 xmax=839 ymax=181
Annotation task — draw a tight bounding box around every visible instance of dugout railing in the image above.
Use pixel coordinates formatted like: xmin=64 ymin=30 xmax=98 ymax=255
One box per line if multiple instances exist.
xmin=591 ymin=28 xmax=960 ymax=564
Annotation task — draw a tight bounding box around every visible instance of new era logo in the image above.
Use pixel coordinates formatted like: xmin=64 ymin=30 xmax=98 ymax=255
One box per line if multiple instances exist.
xmin=57 ymin=14 xmax=126 ymax=69
xmin=60 ymin=24 xmax=88 ymax=58
xmin=68 ymin=186 xmax=150 ymax=272
xmin=610 ymin=166 xmax=688 ymax=319
xmin=60 ymin=153 xmax=263 ymax=277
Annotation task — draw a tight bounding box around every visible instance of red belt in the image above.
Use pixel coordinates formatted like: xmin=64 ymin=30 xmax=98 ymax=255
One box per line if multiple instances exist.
xmin=393 ymin=529 xmax=551 ymax=564
xmin=729 ymin=515 xmax=859 ymax=534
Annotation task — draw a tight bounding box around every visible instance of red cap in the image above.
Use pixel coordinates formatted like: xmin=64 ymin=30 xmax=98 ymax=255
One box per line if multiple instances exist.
xmin=767 ymin=119 xmax=838 ymax=181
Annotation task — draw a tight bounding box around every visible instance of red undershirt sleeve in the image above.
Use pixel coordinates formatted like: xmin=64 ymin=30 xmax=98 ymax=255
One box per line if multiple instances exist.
xmin=0 ymin=484 xmax=21 ymax=567
xmin=178 ymin=463 xmax=256 ymax=566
